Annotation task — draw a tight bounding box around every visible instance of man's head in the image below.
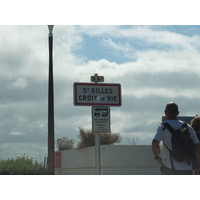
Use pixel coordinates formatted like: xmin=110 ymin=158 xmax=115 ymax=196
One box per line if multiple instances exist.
xmin=165 ymin=102 xmax=179 ymax=120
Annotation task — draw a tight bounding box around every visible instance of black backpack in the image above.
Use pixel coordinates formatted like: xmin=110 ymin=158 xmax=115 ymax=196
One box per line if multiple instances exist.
xmin=162 ymin=121 xmax=196 ymax=174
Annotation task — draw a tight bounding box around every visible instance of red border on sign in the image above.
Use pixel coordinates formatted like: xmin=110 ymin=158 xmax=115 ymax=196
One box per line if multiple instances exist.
xmin=73 ymin=82 xmax=121 ymax=106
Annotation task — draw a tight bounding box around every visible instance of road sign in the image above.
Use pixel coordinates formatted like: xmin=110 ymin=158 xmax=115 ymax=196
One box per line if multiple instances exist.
xmin=73 ymin=82 xmax=121 ymax=106
xmin=90 ymin=76 xmax=104 ymax=82
xmin=92 ymin=106 xmax=110 ymax=132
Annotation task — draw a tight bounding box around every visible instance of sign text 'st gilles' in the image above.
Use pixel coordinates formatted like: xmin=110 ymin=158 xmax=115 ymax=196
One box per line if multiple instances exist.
xmin=73 ymin=82 xmax=121 ymax=106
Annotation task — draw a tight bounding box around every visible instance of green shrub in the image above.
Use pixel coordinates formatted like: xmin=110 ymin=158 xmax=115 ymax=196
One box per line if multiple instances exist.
xmin=0 ymin=154 xmax=44 ymax=175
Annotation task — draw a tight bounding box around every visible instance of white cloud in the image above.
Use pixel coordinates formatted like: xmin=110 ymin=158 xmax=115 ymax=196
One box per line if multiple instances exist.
xmin=0 ymin=143 xmax=10 ymax=148
xmin=101 ymin=38 xmax=136 ymax=58
xmin=9 ymin=131 xmax=27 ymax=136
xmin=119 ymin=27 xmax=200 ymax=49
xmin=78 ymin=26 xmax=200 ymax=49
xmin=7 ymin=78 xmax=28 ymax=89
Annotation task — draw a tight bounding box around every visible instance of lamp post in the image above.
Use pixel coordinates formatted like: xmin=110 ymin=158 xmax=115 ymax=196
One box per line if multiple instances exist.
xmin=48 ymin=25 xmax=55 ymax=175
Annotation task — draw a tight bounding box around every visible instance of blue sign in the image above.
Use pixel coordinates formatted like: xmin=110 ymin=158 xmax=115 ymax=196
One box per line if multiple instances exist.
xmin=162 ymin=116 xmax=196 ymax=124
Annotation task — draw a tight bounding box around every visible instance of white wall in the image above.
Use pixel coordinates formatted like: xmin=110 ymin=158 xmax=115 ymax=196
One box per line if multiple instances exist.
xmin=55 ymin=145 xmax=161 ymax=175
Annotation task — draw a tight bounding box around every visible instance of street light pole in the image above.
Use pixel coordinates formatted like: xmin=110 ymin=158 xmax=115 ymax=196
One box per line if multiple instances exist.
xmin=47 ymin=25 xmax=55 ymax=175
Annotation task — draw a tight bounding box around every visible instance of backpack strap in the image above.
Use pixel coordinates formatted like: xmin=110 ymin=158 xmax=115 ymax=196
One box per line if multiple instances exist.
xmin=162 ymin=122 xmax=176 ymax=135
xmin=163 ymin=141 xmax=176 ymax=174
xmin=162 ymin=122 xmax=176 ymax=174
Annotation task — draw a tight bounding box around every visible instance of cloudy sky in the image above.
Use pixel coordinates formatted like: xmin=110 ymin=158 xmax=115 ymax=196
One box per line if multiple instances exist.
xmin=0 ymin=25 xmax=200 ymax=161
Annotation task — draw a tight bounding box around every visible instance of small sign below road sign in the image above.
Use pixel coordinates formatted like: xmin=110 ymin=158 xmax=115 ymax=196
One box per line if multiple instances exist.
xmin=92 ymin=106 xmax=110 ymax=132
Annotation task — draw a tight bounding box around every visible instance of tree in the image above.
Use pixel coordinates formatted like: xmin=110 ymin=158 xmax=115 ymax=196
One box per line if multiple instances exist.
xmin=0 ymin=154 xmax=44 ymax=175
xmin=77 ymin=127 xmax=121 ymax=149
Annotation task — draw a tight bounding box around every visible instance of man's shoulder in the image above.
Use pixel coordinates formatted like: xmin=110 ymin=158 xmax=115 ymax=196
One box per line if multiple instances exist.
xmin=165 ymin=119 xmax=183 ymax=123
xmin=163 ymin=119 xmax=184 ymax=130
xmin=157 ymin=122 xmax=165 ymax=130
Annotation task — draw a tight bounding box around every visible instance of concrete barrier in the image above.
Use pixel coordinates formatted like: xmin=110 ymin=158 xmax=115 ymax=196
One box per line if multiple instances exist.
xmin=55 ymin=145 xmax=161 ymax=175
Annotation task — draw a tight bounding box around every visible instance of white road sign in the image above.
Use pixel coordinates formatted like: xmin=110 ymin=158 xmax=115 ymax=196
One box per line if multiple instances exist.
xmin=92 ymin=106 xmax=110 ymax=132
xmin=73 ymin=82 xmax=121 ymax=106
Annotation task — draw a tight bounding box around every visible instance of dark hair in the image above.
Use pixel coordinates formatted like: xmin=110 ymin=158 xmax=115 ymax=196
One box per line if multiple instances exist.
xmin=165 ymin=102 xmax=178 ymax=114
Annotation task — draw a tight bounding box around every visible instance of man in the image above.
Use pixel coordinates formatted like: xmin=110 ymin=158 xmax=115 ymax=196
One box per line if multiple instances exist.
xmin=152 ymin=102 xmax=200 ymax=175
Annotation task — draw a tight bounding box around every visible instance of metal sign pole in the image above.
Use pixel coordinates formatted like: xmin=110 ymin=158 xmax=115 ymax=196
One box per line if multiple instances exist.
xmin=47 ymin=25 xmax=55 ymax=175
xmin=95 ymin=132 xmax=101 ymax=175
xmin=94 ymin=73 xmax=101 ymax=175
